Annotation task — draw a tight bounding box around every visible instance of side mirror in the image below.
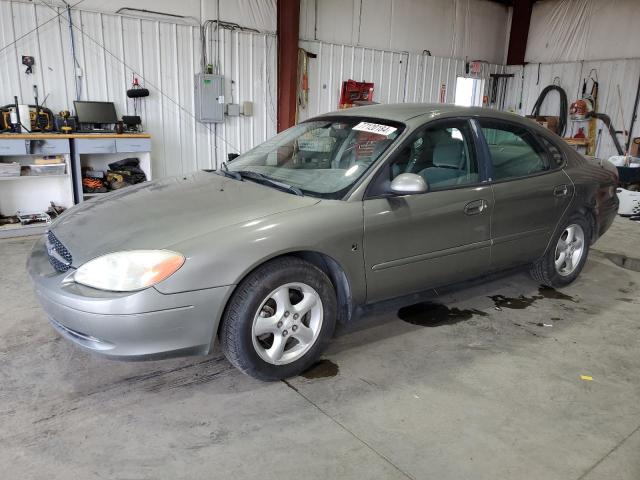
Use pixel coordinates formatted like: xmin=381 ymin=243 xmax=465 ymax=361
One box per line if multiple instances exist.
xmin=389 ymin=173 xmax=428 ymax=195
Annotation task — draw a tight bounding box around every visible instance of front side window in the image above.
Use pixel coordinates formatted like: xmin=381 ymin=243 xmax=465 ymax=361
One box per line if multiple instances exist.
xmin=479 ymin=120 xmax=550 ymax=180
xmin=389 ymin=120 xmax=479 ymax=190
xmin=227 ymin=118 xmax=403 ymax=199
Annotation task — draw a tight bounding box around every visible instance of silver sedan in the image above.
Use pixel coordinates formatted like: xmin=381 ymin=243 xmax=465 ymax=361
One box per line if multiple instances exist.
xmin=28 ymin=104 xmax=618 ymax=380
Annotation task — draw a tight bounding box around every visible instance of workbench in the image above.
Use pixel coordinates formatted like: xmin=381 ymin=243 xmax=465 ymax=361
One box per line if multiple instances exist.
xmin=0 ymin=133 xmax=151 ymax=238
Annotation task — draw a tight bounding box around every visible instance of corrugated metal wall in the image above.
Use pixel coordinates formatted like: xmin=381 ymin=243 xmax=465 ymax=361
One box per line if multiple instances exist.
xmin=402 ymin=52 xmax=504 ymax=104
xmin=298 ymin=40 xmax=504 ymax=121
xmin=503 ymin=60 xmax=640 ymax=159
xmin=0 ymin=1 xmax=277 ymax=176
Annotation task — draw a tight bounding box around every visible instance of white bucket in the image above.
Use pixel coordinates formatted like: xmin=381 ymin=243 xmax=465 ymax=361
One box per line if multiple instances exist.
xmin=617 ymin=188 xmax=640 ymax=216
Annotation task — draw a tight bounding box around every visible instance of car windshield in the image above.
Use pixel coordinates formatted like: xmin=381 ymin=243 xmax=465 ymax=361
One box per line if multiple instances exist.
xmin=226 ymin=118 xmax=404 ymax=199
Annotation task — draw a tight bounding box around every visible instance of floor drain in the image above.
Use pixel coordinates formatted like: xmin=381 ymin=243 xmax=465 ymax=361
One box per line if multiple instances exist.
xmin=606 ymin=253 xmax=640 ymax=272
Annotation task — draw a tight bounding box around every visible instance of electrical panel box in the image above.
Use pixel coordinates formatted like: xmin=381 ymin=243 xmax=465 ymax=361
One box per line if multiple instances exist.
xmin=194 ymin=73 xmax=224 ymax=123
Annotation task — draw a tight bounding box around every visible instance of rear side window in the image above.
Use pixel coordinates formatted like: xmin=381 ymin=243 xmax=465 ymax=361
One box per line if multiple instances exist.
xmin=479 ymin=120 xmax=550 ymax=180
xmin=539 ymin=137 xmax=565 ymax=168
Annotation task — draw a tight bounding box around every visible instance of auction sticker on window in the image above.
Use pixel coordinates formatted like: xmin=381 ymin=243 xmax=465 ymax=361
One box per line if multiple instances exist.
xmin=353 ymin=122 xmax=397 ymax=136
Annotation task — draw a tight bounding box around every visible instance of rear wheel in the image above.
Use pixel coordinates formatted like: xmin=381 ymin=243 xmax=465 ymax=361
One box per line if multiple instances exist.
xmin=530 ymin=214 xmax=591 ymax=287
xmin=219 ymin=257 xmax=337 ymax=380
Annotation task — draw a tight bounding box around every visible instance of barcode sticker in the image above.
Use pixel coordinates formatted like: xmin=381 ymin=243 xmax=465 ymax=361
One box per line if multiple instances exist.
xmin=353 ymin=122 xmax=397 ymax=136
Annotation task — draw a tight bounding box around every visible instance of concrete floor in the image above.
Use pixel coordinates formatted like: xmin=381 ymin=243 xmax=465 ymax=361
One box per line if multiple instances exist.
xmin=1 ymin=218 xmax=639 ymax=480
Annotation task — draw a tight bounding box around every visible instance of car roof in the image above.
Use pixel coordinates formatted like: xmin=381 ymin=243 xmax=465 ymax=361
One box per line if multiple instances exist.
xmin=312 ymin=103 xmax=534 ymax=126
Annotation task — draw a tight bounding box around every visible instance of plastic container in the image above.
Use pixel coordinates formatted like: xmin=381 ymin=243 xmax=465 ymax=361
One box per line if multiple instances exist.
xmin=617 ymin=188 xmax=640 ymax=216
xmin=17 ymin=211 xmax=51 ymax=226
xmin=0 ymin=162 xmax=20 ymax=177
xmin=22 ymin=164 xmax=66 ymax=176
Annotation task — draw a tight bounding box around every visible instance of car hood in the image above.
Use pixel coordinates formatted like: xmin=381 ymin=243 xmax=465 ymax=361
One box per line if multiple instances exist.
xmin=51 ymin=172 xmax=319 ymax=266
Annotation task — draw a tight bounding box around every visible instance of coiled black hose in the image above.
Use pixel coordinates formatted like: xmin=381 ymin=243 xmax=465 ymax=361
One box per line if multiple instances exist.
xmin=530 ymin=85 xmax=568 ymax=137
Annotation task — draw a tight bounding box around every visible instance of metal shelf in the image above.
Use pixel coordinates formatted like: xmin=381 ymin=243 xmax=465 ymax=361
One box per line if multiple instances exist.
xmin=0 ymin=174 xmax=69 ymax=181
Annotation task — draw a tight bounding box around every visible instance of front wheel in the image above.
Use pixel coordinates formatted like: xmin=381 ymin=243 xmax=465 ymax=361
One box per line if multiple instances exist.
xmin=219 ymin=257 xmax=337 ymax=380
xmin=530 ymin=214 xmax=591 ymax=287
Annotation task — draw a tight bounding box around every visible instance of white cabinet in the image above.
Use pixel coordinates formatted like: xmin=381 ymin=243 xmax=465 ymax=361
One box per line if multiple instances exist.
xmin=71 ymin=135 xmax=152 ymax=203
xmin=0 ymin=137 xmax=74 ymax=239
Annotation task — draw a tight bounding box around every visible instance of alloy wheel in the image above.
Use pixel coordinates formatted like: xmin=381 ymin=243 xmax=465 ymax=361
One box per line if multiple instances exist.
xmin=251 ymin=282 xmax=323 ymax=365
xmin=554 ymin=224 xmax=585 ymax=276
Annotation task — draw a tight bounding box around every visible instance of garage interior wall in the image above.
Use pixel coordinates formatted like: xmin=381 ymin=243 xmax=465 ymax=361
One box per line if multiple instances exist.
xmin=1 ymin=0 xmax=512 ymax=174
xmin=503 ymin=0 xmax=640 ymax=159
xmin=298 ymin=0 xmax=510 ymax=121
xmin=297 ymin=40 xmax=505 ymax=121
xmin=299 ymin=0 xmax=511 ymax=64
xmin=4 ymin=0 xmax=640 ymax=170
xmin=0 ymin=0 xmax=277 ymax=174
xmin=503 ymin=59 xmax=640 ymax=159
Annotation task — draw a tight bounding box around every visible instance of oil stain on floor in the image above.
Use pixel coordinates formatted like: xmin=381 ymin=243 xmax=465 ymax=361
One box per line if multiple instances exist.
xmin=398 ymin=302 xmax=488 ymax=327
xmin=606 ymin=253 xmax=640 ymax=272
xmin=490 ymin=285 xmax=576 ymax=310
xmin=397 ymin=286 xmax=576 ymax=327
xmin=301 ymin=359 xmax=339 ymax=379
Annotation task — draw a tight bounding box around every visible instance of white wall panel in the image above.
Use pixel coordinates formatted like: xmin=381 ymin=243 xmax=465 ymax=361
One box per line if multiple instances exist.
xmin=503 ymin=59 xmax=640 ymax=160
xmin=7 ymin=0 xmax=277 ymax=33
xmin=526 ymin=0 xmax=640 ymax=63
xmin=298 ymin=40 xmax=503 ymax=121
xmin=299 ymin=0 xmax=510 ymax=65
xmin=0 ymin=1 xmax=277 ymax=177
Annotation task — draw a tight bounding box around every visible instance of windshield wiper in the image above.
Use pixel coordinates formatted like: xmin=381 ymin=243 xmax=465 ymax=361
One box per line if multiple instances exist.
xmin=236 ymin=170 xmax=304 ymax=196
xmin=217 ymin=162 xmax=241 ymax=180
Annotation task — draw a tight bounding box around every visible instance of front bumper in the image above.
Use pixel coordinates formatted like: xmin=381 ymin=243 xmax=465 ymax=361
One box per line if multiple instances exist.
xmin=27 ymin=236 xmax=234 ymax=359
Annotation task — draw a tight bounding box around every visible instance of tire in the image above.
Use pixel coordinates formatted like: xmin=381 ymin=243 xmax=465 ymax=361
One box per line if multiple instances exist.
xmin=530 ymin=213 xmax=592 ymax=288
xmin=219 ymin=256 xmax=337 ymax=381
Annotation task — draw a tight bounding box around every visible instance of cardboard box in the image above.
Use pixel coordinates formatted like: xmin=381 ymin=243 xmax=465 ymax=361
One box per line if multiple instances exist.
xmin=34 ymin=155 xmax=63 ymax=165
xmin=630 ymin=137 xmax=640 ymax=157
xmin=526 ymin=115 xmax=559 ymax=134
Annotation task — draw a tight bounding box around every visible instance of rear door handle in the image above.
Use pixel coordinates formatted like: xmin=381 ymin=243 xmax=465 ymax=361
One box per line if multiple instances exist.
xmin=464 ymin=199 xmax=488 ymax=216
xmin=554 ymin=184 xmax=569 ymax=197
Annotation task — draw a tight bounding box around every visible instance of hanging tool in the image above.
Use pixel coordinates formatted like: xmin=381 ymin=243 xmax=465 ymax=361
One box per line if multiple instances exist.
xmin=489 ymin=73 xmax=514 ymax=110
xmin=616 ymin=84 xmax=629 ymax=161
xmin=126 ymin=75 xmax=149 ymax=126
xmin=626 ymin=74 xmax=640 ymax=154
xmin=530 ymin=84 xmax=568 ymax=136
xmin=22 ymin=55 xmax=34 ymax=75
xmin=587 ymin=112 xmax=624 ymax=155
xmin=296 ymin=48 xmax=316 ymax=121
xmin=595 ymin=128 xmax=603 ymax=154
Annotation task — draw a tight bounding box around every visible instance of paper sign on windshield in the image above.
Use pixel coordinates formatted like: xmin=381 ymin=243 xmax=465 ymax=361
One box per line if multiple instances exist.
xmin=353 ymin=122 xmax=397 ymax=136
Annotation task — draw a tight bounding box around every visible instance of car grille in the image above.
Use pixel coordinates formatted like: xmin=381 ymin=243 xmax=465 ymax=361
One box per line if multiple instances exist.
xmin=46 ymin=230 xmax=73 ymax=273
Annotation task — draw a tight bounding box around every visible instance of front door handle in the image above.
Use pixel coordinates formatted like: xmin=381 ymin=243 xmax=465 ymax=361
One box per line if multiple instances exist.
xmin=464 ymin=199 xmax=488 ymax=216
xmin=554 ymin=184 xmax=569 ymax=197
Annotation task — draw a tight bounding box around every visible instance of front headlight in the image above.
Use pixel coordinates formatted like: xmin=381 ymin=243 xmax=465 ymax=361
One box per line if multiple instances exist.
xmin=74 ymin=250 xmax=185 ymax=292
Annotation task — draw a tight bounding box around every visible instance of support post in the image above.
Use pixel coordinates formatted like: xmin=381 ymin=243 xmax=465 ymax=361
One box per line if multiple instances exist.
xmin=506 ymin=0 xmax=533 ymax=65
xmin=277 ymin=0 xmax=300 ymax=132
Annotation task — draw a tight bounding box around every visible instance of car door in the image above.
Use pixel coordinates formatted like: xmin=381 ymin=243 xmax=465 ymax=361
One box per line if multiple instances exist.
xmin=362 ymin=118 xmax=493 ymax=303
xmin=476 ymin=119 xmax=574 ymax=269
